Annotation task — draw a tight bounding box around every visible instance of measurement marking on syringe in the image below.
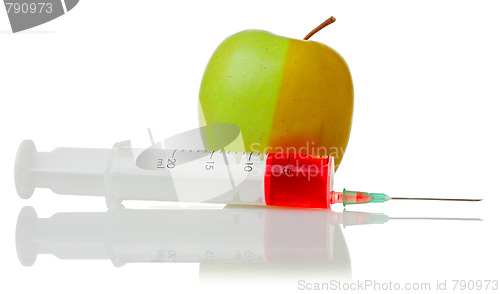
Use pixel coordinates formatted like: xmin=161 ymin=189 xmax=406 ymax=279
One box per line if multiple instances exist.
xmin=171 ymin=150 xmax=177 ymax=158
xmin=157 ymin=158 xmax=165 ymax=169
xmin=248 ymin=152 xmax=253 ymax=160
xmin=210 ymin=151 xmax=215 ymax=159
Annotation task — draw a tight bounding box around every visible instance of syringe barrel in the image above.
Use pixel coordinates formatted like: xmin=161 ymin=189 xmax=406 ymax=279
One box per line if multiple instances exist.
xmin=15 ymin=140 xmax=267 ymax=207
xmin=16 ymin=140 xmax=336 ymax=208
xmin=105 ymin=141 xmax=267 ymax=207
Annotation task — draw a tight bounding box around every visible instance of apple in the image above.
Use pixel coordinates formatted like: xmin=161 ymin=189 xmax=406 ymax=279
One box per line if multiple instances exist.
xmin=199 ymin=17 xmax=353 ymax=170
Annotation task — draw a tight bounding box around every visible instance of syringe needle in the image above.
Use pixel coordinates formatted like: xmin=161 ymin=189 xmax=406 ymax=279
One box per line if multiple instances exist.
xmin=391 ymin=217 xmax=483 ymax=221
xmin=390 ymin=197 xmax=483 ymax=202
xmin=337 ymin=190 xmax=484 ymax=205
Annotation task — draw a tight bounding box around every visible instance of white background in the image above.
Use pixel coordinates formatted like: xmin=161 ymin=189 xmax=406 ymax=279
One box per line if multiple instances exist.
xmin=1 ymin=0 xmax=499 ymax=293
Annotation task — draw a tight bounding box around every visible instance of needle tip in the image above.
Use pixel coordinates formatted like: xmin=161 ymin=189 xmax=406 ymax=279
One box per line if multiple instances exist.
xmin=390 ymin=197 xmax=483 ymax=202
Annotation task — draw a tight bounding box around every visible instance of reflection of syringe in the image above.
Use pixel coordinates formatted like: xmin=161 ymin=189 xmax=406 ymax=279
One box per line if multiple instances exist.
xmin=16 ymin=206 xmax=347 ymax=266
xmin=15 ymin=140 xmax=481 ymax=209
xmin=16 ymin=206 xmax=480 ymax=267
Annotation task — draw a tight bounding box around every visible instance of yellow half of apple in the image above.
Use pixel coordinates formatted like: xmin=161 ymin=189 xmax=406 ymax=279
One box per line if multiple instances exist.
xmin=199 ymin=30 xmax=353 ymax=170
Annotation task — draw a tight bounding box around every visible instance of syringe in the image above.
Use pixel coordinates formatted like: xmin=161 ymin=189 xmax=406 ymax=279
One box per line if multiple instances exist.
xmin=15 ymin=140 xmax=481 ymax=209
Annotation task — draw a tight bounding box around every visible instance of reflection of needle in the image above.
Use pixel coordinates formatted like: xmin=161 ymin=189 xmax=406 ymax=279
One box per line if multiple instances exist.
xmin=391 ymin=217 xmax=483 ymax=221
xmin=339 ymin=210 xmax=483 ymax=227
xmin=391 ymin=197 xmax=482 ymax=202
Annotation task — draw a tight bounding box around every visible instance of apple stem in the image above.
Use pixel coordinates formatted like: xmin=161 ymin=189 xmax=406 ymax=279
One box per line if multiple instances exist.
xmin=304 ymin=16 xmax=336 ymax=40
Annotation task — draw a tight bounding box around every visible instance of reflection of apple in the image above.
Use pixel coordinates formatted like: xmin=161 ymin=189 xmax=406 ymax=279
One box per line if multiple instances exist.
xmin=199 ymin=17 xmax=353 ymax=170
